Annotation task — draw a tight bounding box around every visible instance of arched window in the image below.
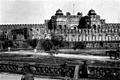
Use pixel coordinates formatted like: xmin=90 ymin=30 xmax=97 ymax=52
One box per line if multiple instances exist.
xmin=30 ymin=29 xmax=32 ymax=31
xmin=37 ymin=29 xmax=39 ymax=31
xmin=74 ymin=27 xmax=76 ymax=30
xmin=54 ymin=25 xmax=56 ymax=29
xmin=59 ymin=25 xmax=62 ymax=29
xmin=98 ymin=25 xmax=100 ymax=28
xmin=64 ymin=25 xmax=67 ymax=29
xmin=93 ymin=24 xmax=96 ymax=29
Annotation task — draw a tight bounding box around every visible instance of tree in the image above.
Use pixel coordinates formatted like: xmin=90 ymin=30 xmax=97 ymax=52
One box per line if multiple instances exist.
xmin=73 ymin=42 xmax=85 ymax=50
xmin=42 ymin=39 xmax=53 ymax=51
xmin=81 ymin=61 xmax=88 ymax=78
xmin=73 ymin=42 xmax=78 ymax=50
xmin=51 ymin=33 xmax=64 ymax=48
xmin=4 ymin=40 xmax=13 ymax=51
xmin=100 ymin=42 xmax=103 ymax=48
xmin=27 ymin=39 xmax=39 ymax=52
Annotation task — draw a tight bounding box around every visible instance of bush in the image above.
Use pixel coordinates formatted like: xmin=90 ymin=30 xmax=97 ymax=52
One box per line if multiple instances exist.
xmin=42 ymin=39 xmax=53 ymax=51
xmin=27 ymin=39 xmax=39 ymax=49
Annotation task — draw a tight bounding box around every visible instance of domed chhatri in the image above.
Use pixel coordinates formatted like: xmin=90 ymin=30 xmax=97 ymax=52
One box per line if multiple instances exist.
xmin=88 ymin=9 xmax=96 ymax=15
xmin=55 ymin=9 xmax=63 ymax=15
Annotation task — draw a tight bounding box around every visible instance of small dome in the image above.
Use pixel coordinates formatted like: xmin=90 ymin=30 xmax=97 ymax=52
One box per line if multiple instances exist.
xmin=88 ymin=9 xmax=96 ymax=15
xmin=77 ymin=12 xmax=82 ymax=16
xmin=55 ymin=9 xmax=63 ymax=15
xmin=66 ymin=12 xmax=71 ymax=16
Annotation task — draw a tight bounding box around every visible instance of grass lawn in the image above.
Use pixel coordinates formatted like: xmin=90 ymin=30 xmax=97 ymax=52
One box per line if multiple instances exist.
xmin=0 ymin=51 xmax=120 ymax=68
xmin=58 ymin=49 xmax=116 ymax=56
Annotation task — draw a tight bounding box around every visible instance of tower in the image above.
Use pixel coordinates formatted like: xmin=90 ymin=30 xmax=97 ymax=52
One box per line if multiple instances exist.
xmin=86 ymin=9 xmax=101 ymax=29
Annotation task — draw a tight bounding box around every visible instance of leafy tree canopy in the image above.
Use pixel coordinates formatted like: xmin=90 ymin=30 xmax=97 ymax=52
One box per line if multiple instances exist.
xmin=27 ymin=39 xmax=39 ymax=49
xmin=42 ymin=39 xmax=53 ymax=51
xmin=51 ymin=33 xmax=64 ymax=47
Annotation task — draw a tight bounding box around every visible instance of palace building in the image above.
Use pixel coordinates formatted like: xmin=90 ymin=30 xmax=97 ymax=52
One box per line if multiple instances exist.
xmin=46 ymin=9 xmax=120 ymax=49
xmin=0 ymin=9 xmax=120 ymax=49
xmin=0 ymin=24 xmax=47 ymax=40
xmin=0 ymin=24 xmax=47 ymax=49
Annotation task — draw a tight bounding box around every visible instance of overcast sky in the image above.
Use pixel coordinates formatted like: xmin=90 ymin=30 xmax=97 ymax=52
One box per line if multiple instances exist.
xmin=0 ymin=0 xmax=120 ymax=24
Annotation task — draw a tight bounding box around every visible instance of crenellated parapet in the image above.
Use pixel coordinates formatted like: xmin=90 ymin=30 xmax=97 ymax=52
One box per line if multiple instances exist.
xmin=0 ymin=24 xmax=47 ymax=40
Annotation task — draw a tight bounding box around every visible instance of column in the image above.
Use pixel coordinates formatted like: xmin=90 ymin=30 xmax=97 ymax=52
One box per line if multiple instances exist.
xmin=72 ymin=35 xmax=75 ymax=42
xmin=94 ymin=35 xmax=96 ymax=41
xmin=99 ymin=35 xmax=102 ymax=41
xmin=110 ymin=35 xmax=112 ymax=41
xmin=96 ymin=35 xmax=98 ymax=41
xmin=83 ymin=35 xmax=85 ymax=41
xmin=66 ymin=35 xmax=68 ymax=41
xmin=86 ymin=35 xmax=88 ymax=41
xmin=104 ymin=34 xmax=107 ymax=41
xmin=116 ymin=36 xmax=119 ymax=41
xmin=79 ymin=35 xmax=82 ymax=41
xmin=69 ymin=35 xmax=71 ymax=42
xmin=76 ymin=35 xmax=79 ymax=42
xmin=106 ymin=35 xmax=108 ymax=41
xmin=119 ymin=36 xmax=120 ymax=40
xmin=92 ymin=35 xmax=95 ymax=41
xmin=102 ymin=35 xmax=105 ymax=41
xmin=89 ymin=35 xmax=92 ymax=41
xmin=74 ymin=65 xmax=80 ymax=80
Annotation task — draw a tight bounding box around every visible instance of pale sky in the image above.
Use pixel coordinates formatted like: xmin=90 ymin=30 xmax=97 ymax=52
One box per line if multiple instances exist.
xmin=0 ymin=0 xmax=120 ymax=24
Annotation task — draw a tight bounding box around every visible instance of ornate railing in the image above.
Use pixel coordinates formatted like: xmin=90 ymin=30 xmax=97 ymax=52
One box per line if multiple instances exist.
xmin=0 ymin=61 xmax=120 ymax=79
xmin=0 ymin=61 xmax=75 ymax=78
xmin=87 ymin=66 xmax=120 ymax=79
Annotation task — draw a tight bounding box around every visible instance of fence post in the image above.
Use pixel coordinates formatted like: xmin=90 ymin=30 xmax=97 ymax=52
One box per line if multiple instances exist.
xmin=74 ymin=65 xmax=79 ymax=80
